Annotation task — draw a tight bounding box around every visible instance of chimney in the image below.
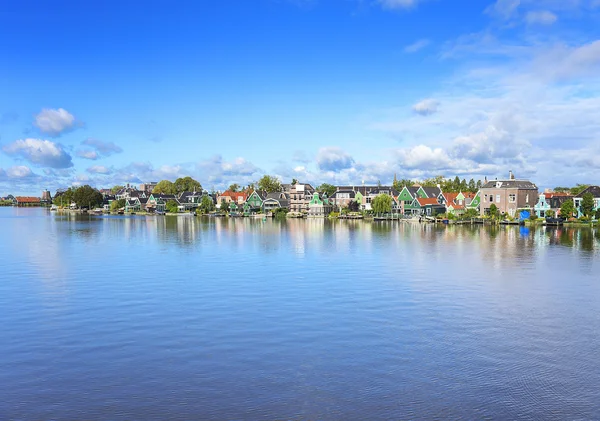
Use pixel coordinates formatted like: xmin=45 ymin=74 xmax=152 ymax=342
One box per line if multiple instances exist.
xmin=509 ymin=170 xmax=515 ymax=180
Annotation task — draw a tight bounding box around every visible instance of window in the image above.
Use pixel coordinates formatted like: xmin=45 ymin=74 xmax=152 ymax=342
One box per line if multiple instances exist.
xmin=525 ymin=194 xmax=529 ymax=203
xmin=509 ymin=194 xmax=516 ymax=203
xmin=496 ymin=194 xmax=500 ymax=203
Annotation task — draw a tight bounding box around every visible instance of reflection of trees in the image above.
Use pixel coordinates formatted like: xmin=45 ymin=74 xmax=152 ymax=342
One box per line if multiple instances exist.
xmin=545 ymin=227 xmax=598 ymax=252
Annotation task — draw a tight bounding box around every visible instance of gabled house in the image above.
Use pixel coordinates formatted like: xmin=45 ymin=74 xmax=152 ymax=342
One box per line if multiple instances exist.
xmin=441 ymin=192 xmax=465 ymax=215
xmin=480 ymin=172 xmax=538 ymax=218
xmin=15 ymin=196 xmax=41 ymax=207
xmin=328 ymin=189 xmax=356 ymax=209
xmin=466 ymin=191 xmax=481 ymax=211
xmin=534 ymin=193 xmax=551 ymax=217
xmin=308 ymin=192 xmax=334 ymax=217
xmin=363 ymin=186 xmax=399 ymax=211
xmin=102 ymin=195 xmax=116 ymax=211
xmin=146 ymin=194 xmax=178 ymax=213
xmin=574 ymin=186 xmax=600 ymax=217
xmin=245 ymin=190 xmax=267 ymax=215
xmin=178 ymin=191 xmax=204 ymax=211
xmin=263 ymin=192 xmax=290 ymax=212
xmin=115 ymin=186 xmax=140 ymax=200
xmin=217 ymin=191 xmax=248 ymax=207
xmin=413 ymin=197 xmax=445 ymax=216
xmin=289 ymin=183 xmax=315 ymax=213
xmin=125 ymin=197 xmax=148 ymax=212
xmin=544 ymin=192 xmax=573 ymax=213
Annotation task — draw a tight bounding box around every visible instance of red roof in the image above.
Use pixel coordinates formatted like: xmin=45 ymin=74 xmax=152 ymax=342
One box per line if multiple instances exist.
xmin=16 ymin=196 xmax=41 ymax=203
xmin=544 ymin=192 xmax=573 ymax=199
xmin=219 ymin=191 xmax=248 ymax=201
xmin=443 ymin=192 xmax=466 ymax=210
xmin=416 ymin=197 xmax=439 ymax=206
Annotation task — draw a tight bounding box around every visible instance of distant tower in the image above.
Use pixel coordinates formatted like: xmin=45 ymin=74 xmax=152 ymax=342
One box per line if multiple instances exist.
xmin=393 ymin=173 xmax=398 ymax=185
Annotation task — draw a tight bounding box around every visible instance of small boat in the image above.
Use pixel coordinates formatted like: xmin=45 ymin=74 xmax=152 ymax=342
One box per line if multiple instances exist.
xmin=50 ymin=205 xmax=58 ymax=211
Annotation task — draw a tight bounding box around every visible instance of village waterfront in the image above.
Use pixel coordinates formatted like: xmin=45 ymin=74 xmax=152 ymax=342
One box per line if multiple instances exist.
xmin=1 ymin=207 xmax=599 ymax=420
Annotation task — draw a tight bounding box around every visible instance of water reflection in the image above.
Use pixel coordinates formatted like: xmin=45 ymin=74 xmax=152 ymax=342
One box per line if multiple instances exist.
xmin=34 ymin=212 xmax=600 ymax=256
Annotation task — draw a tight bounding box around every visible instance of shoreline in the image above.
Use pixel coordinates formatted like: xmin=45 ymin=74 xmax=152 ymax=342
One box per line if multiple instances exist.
xmin=44 ymin=208 xmax=599 ymax=228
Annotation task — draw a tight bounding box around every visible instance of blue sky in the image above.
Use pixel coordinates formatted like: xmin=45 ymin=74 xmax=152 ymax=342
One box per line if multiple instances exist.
xmin=1 ymin=0 xmax=600 ymax=195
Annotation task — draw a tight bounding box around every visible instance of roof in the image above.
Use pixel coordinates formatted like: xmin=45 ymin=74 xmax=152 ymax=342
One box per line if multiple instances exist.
xmin=443 ymin=192 xmax=459 ymax=204
xmin=219 ymin=191 xmax=248 ymax=201
xmin=416 ymin=197 xmax=440 ymax=206
xmin=575 ymin=186 xmax=600 ymax=198
xmin=482 ymin=180 xmax=537 ymax=189
xmin=330 ymin=190 xmax=356 ymax=199
xmin=16 ymin=196 xmax=41 ymax=203
xmin=544 ymin=192 xmax=573 ymax=199
xmin=248 ymin=190 xmax=268 ymax=200
xmin=335 ymin=186 xmax=371 ymax=195
xmin=367 ymin=187 xmax=399 ymax=196
xmin=266 ymin=192 xmax=289 ymax=200
xmin=422 ymin=187 xmax=442 ymax=197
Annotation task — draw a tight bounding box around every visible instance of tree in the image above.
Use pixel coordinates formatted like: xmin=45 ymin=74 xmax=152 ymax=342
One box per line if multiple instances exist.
xmin=595 ymin=208 xmax=600 ymax=220
xmin=165 ymin=200 xmax=179 ymax=213
xmin=421 ymin=175 xmax=445 ymax=188
xmin=489 ymin=203 xmax=499 ymax=219
xmin=560 ymin=199 xmax=575 ymax=219
xmin=571 ymin=184 xmax=590 ymax=196
xmin=257 ymin=175 xmax=282 ymax=193
xmin=372 ymin=194 xmax=392 ymax=214
xmin=468 ymin=179 xmax=476 ymax=192
xmin=199 ymin=196 xmax=215 ymax=213
xmin=111 ymin=185 xmax=124 ymax=194
xmin=581 ymin=193 xmax=595 ymax=217
xmin=476 ymin=180 xmax=482 ymax=190
xmin=174 ymin=176 xmax=202 ymax=193
xmin=463 ymin=208 xmax=479 ymax=219
xmin=347 ymin=200 xmax=360 ymax=212
xmin=291 ymin=178 xmax=298 ymax=185
xmin=53 ymin=188 xmax=75 ymax=207
xmin=317 ymin=183 xmax=336 ymax=197
xmin=73 ymin=185 xmax=103 ymax=209
xmin=452 ymin=176 xmax=461 ymax=191
xmin=220 ymin=200 xmax=230 ymax=213
xmin=110 ymin=198 xmax=126 ymax=211
xmin=545 ymin=209 xmax=555 ymax=218
xmin=393 ymin=178 xmax=414 ymax=191
xmin=153 ymin=180 xmax=177 ymax=195
xmin=228 ymin=183 xmax=240 ymax=192
xmin=459 ymin=178 xmax=468 ymax=192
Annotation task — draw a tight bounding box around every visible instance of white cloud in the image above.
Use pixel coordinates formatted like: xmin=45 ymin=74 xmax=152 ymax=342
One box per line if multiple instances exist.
xmin=404 ymin=39 xmax=431 ymax=53
xmin=34 ymin=108 xmax=78 ymax=136
xmin=81 ymin=138 xmax=123 ymax=156
xmin=412 ymin=98 xmax=439 ymax=115
xmin=2 ymin=138 xmax=73 ymax=168
xmin=395 ymin=145 xmax=454 ymax=170
xmin=76 ymin=150 xmax=100 ymax=160
xmin=6 ymin=166 xmax=34 ymax=178
xmin=87 ymin=165 xmax=112 ymax=175
xmin=316 ymin=147 xmax=356 ymax=172
xmin=525 ymin=10 xmax=557 ymax=24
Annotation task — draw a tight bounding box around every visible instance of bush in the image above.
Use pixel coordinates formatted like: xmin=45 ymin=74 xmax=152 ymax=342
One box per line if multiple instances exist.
xmin=328 ymin=212 xmax=340 ymax=219
xmin=529 ymin=213 xmax=538 ymax=221
xmin=545 ymin=209 xmax=555 ymax=218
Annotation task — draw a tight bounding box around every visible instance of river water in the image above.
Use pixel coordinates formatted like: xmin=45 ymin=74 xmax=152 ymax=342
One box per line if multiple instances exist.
xmin=1 ymin=207 xmax=599 ymax=420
